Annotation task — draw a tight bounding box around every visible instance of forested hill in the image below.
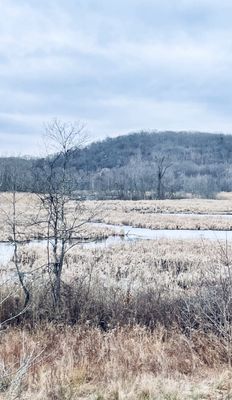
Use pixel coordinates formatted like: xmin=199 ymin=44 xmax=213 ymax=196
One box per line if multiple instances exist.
xmin=2 ymin=130 xmax=232 ymax=199
xmin=67 ymin=130 xmax=232 ymax=198
xmin=70 ymin=130 xmax=232 ymax=172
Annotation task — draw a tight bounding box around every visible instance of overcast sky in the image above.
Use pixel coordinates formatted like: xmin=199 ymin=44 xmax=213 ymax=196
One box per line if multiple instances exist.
xmin=0 ymin=0 xmax=232 ymax=155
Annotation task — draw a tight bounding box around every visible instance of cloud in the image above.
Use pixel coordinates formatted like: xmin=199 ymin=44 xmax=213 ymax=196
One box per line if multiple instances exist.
xmin=0 ymin=0 xmax=231 ymax=154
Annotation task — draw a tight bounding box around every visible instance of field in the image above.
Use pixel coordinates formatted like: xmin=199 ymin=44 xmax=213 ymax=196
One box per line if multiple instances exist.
xmin=0 ymin=194 xmax=232 ymax=241
xmin=1 ymin=194 xmax=232 ymax=399
xmin=88 ymin=198 xmax=232 ymax=230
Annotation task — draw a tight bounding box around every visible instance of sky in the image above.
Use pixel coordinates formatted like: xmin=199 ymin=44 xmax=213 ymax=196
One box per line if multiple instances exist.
xmin=0 ymin=0 xmax=232 ymax=155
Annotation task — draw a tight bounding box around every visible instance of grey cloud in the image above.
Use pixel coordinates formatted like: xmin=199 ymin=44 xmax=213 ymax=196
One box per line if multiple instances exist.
xmin=0 ymin=0 xmax=232 ymax=154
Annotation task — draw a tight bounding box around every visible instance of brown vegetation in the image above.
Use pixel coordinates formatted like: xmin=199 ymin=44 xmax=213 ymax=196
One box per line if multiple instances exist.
xmin=1 ymin=324 xmax=232 ymax=399
xmin=88 ymin=199 xmax=232 ymax=230
xmin=1 ymin=195 xmax=232 ymax=242
xmin=2 ymin=194 xmax=232 ymax=398
xmin=1 ymin=236 xmax=232 ymax=398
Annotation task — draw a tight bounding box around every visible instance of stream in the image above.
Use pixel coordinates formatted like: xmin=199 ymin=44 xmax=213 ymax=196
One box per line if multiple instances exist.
xmin=1 ymin=219 xmax=232 ymax=267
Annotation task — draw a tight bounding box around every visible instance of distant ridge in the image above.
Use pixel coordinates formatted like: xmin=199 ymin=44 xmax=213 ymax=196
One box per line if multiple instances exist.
xmin=1 ymin=130 xmax=232 ymax=198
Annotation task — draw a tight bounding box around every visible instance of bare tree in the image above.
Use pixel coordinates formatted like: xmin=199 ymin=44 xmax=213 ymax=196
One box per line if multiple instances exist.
xmin=11 ymin=192 xmax=30 ymax=308
xmin=0 ymin=166 xmax=31 ymax=309
xmin=37 ymin=119 xmax=92 ymax=313
xmin=154 ymin=154 xmax=172 ymax=200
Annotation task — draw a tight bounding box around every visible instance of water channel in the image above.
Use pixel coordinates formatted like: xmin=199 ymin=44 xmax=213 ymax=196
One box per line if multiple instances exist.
xmin=2 ymin=217 xmax=232 ymax=266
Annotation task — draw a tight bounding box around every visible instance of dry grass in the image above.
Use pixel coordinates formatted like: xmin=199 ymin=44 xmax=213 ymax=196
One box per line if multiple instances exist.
xmin=1 ymin=237 xmax=232 ymax=330
xmin=0 ymin=193 xmax=118 ymax=241
xmin=1 ymin=194 xmax=232 ymax=241
xmin=2 ymin=194 xmax=232 ymax=398
xmin=0 ymin=237 xmax=225 ymax=299
xmin=87 ymin=199 xmax=232 ymax=230
xmin=0 ymin=324 xmax=232 ymax=399
xmin=216 ymin=192 xmax=232 ymax=200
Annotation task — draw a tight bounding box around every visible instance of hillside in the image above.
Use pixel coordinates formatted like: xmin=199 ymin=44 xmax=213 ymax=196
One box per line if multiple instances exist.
xmin=69 ymin=130 xmax=232 ymax=199
xmin=72 ymin=130 xmax=232 ymax=172
xmin=1 ymin=130 xmax=232 ymax=198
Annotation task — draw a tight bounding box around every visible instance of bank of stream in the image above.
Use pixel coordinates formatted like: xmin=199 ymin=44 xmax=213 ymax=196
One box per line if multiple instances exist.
xmin=2 ymin=217 xmax=232 ymax=267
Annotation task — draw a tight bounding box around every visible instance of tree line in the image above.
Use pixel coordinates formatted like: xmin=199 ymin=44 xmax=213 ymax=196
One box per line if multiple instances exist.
xmin=1 ymin=129 xmax=232 ymax=199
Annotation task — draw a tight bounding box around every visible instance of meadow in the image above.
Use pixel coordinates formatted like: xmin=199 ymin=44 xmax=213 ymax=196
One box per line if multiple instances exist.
xmin=0 ymin=193 xmax=232 ymax=240
xmin=1 ymin=194 xmax=232 ymax=399
xmin=87 ymin=198 xmax=232 ymax=230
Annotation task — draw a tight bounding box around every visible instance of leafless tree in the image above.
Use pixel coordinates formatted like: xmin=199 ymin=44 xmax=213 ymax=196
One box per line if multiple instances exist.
xmin=0 ymin=167 xmax=31 ymax=309
xmin=154 ymin=154 xmax=172 ymax=200
xmin=37 ymin=119 xmax=93 ymax=313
